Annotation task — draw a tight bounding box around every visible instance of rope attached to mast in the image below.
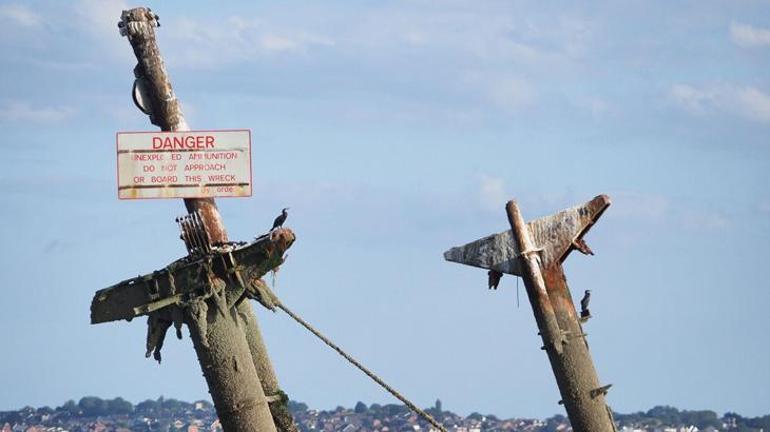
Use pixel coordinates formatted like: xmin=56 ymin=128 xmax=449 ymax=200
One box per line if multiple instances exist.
xmin=276 ymin=302 xmax=449 ymax=432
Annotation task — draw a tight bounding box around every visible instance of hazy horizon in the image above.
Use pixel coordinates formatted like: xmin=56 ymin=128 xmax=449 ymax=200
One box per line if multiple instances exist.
xmin=2 ymin=395 xmax=763 ymax=420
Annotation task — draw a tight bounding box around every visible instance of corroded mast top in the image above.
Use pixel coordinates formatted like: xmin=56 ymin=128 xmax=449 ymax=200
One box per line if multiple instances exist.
xmin=119 ymin=8 xmax=187 ymax=131
xmin=119 ymin=7 xmax=227 ymax=243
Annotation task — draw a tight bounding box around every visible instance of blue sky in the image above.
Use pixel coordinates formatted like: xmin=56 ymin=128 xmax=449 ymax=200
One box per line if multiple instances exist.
xmin=1 ymin=0 xmax=769 ymax=420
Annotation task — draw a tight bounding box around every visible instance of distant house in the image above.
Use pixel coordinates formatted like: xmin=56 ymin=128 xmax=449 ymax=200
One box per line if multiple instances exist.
xmin=209 ymin=419 xmax=222 ymax=432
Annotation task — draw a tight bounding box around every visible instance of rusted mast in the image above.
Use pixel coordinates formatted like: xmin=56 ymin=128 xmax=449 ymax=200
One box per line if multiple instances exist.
xmin=119 ymin=7 xmax=293 ymax=432
xmin=443 ymin=195 xmax=617 ymax=432
xmin=505 ymin=202 xmax=564 ymax=355
xmin=506 ymin=200 xmax=616 ymax=432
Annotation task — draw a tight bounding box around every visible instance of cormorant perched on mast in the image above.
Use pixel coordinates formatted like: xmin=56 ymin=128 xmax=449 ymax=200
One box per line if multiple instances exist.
xmin=580 ymin=289 xmax=592 ymax=322
xmin=271 ymin=207 xmax=289 ymax=231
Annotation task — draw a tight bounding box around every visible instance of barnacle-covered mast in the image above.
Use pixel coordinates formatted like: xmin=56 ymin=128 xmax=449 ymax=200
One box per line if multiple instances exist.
xmin=91 ymin=8 xmax=298 ymax=432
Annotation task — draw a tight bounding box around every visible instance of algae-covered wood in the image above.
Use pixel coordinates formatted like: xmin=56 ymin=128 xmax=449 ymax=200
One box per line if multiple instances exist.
xmin=91 ymin=229 xmax=294 ymax=324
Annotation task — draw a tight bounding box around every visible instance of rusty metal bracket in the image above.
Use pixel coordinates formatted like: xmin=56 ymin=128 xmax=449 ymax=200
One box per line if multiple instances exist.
xmin=572 ymin=238 xmax=594 ymax=256
xmin=222 ymin=251 xmax=247 ymax=290
xmin=176 ymin=210 xmax=213 ymax=256
xmin=590 ymin=384 xmax=613 ymax=399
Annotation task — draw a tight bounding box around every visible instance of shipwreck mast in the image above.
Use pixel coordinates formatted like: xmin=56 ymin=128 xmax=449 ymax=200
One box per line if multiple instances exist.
xmin=90 ymin=8 xmax=299 ymax=432
xmin=444 ymin=196 xmax=618 ymax=432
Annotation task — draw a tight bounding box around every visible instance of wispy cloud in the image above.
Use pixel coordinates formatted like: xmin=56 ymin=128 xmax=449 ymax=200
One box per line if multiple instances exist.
xmin=736 ymin=87 xmax=770 ymax=123
xmin=76 ymin=0 xmax=128 ymax=35
xmin=73 ymin=0 xmax=140 ymax=64
xmin=679 ymin=210 xmax=730 ymax=232
xmin=730 ymin=21 xmax=770 ymax=48
xmin=0 ymin=101 xmax=76 ymax=123
xmin=479 ymin=175 xmax=508 ymax=212
xmin=486 ymin=77 xmax=537 ymax=112
xmin=612 ymin=191 xmax=671 ymax=224
xmin=460 ymin=72 xmax=536 ymax=113
xmin=669 ymin=84 xmax=720 ymax=115
xmin=167 ymin=16 xmax=334 ymax=68
xmin=158 ymin=4 xmax=600 ymax=117
xmin=670 ymin=83 xmax=770 ymax=124
xmin=611 ymin=191 xmax=732 ymax=234
xmin=0 ymin=4 xmax=42 ymax=27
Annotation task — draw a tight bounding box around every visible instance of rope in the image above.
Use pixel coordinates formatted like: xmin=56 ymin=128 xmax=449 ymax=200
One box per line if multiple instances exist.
xmin=276 ymin=303 xmax=448 ymax=432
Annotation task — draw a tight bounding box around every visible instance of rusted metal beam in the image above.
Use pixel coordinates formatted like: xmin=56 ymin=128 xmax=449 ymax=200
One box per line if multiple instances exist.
xmin=444 ymin=196 xmax=617 ymax=432
xmin=506 ymin=201 xmax=564 ymax=354
xmin=540 ymin=264 xmax=616 ymax=432
xmin=114 ymin=8 xmax=298 ymax=432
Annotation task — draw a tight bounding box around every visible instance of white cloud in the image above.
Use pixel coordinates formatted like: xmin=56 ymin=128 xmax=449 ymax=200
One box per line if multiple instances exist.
xmin=340 ymin=6 xmax=594 ymax=69
xmin=71 ymin=0 xmax=136 ymax=65
xmin=167 ymin=16 xmax=334 ymax=68
xmin=669 ymin=84 xmax=720 ymax=114
xmin=0 ymin=101 xmax=76 ymax=123
xmin=342 ymin=8 xmax=597 ymax=116
xmin=479 ymin=175 xmax=508 ymax=212
xmin=670 ymin=83 xmax=770 ymax=124
xmin=0 ymin=4 xmax=42 ymax=27
xmin=730 ymin=22 xmax=770 ymax=48
xmin=612 ymin=190 xmax=734 ymax=233
xmin=262 ymin=32 xmax=333 ymax=53
xmin=612 ymin=191 xmax=670 ymax=223
xmin=260 ymin=34 xmax=299 ymax=52
xmin=487 ymin=77 xmax=537 ymax=111
xmin=736 ymin=87 xmax=770 ymax=123
xmin=76 ymin=0 xmax=129 ymax=35
xmin=461 ymin=72 xmax=536 ymax=112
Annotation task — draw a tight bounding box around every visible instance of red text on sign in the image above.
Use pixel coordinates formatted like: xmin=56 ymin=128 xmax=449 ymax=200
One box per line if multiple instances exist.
xmin=152 ymin=135 xmax=215 ymax=150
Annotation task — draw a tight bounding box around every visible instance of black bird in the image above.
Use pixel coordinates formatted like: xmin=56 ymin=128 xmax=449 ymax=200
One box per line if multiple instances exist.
xmin=271 ymin=207 xmax=289 ymax=231
xmin=580 ymin=289 xmax=592 ymax=321
xmin=487 ymin=269 xmax=503 ymax=290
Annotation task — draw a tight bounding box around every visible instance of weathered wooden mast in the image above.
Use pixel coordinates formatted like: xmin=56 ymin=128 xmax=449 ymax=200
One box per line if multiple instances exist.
xmin=444 ymin=195 xmax=618 ymax=432
xmin=89 ymin=7 xmax=297 ymax=432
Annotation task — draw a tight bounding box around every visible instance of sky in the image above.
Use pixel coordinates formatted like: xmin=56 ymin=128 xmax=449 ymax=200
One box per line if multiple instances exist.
xmin=1 ymin=0 xmax=769 ymax=421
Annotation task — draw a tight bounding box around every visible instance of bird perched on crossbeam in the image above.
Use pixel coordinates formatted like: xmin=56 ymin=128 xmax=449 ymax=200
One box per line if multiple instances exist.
xmin=580 ymin=289 xmax=592 ymax=322
xmin=271 ymin=207 xmax=289 ymax=231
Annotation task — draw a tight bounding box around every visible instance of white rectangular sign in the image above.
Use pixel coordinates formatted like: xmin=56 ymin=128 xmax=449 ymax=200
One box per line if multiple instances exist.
xmin=117 ymin=129 xmax=252 ymax=199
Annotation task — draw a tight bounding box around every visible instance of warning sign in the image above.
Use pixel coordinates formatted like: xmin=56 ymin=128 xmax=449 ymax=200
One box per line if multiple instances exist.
xmin=117 ymin=130 xmax=252 ymax=199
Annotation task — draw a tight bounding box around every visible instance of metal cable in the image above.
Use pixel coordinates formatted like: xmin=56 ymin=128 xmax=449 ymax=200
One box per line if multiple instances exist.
xmin=276 ymin=303 xmax=448 ymax=432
